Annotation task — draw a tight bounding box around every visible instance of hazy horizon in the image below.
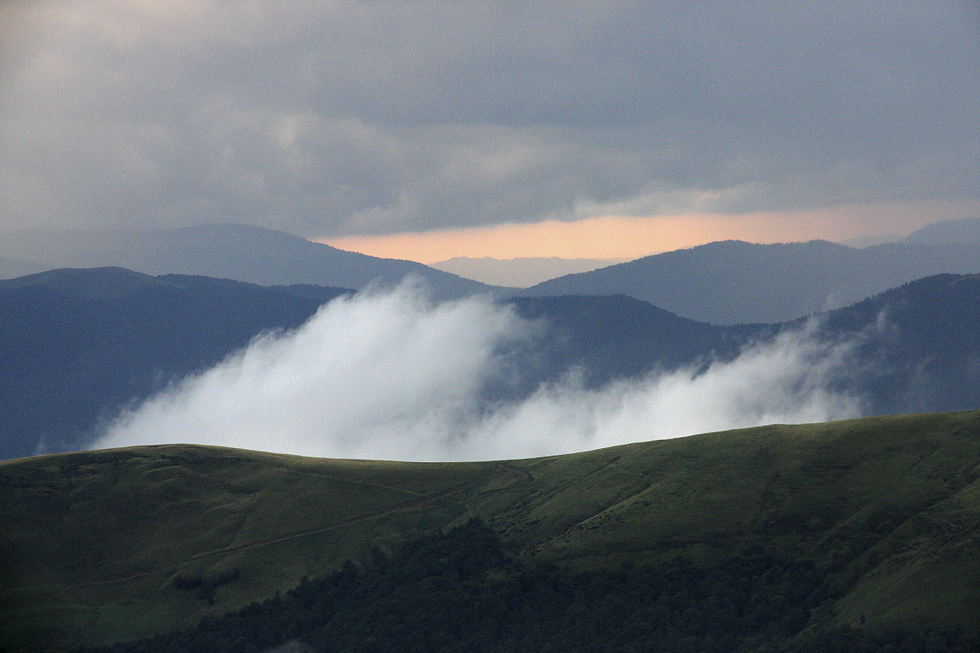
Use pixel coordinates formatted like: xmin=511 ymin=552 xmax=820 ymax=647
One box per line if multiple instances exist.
xmin=0 ymin=216 xmax=968 ymax=289
xmin=429 ymin=255 xmax=631 ymax=287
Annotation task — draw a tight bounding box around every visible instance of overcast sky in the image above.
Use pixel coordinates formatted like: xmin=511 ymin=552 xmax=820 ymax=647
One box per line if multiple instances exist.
xmin=1 ymin=1 xmax=978 ymax=258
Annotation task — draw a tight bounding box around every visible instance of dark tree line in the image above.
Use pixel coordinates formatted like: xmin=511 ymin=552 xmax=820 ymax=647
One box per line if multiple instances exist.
xmin=82 ymin=519 xmax=975 ymax=653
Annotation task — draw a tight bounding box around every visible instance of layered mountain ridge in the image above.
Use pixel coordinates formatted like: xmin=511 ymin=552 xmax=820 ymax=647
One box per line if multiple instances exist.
xmin=0 ymin=224 xmax=505 ymax=300
xmin=3 ymin=267 xmax=980 ymax=460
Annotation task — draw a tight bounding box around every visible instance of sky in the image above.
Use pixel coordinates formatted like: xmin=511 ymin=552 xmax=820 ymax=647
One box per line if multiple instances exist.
xmin=2 ymin=1 xmax=979 ymax=261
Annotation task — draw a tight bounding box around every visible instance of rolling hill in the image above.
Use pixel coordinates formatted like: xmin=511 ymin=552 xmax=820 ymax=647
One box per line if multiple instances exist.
xmin=520 ymin=240 xmax=980 ymax=324
xmin=0 ymin=224 xmax=504 ymax=299
xmin=2 ymin=411 xmax=979 ymax=650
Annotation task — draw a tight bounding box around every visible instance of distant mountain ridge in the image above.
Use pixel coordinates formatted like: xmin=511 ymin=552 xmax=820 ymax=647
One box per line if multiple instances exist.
xmin=0 ymin=223 xmax=507 ymax=299
xmin=904 ymin=216 xmax=980 ymax=245
xmin=0 ymin=268 xmax=350 ymax=459
xmin=3 ymin=266 xmax=980 ymax=460
xmin=520 ymin=239 xmax=980 ymax=324
xmin=430 ymin=256 xmax=628 ymax=287
xmin=8 ymin=223 xmax=980 ymax=324
xmin=797 ymin=273 xmax=980 ymax=416
xmin=0 ymin=268 xmax=747 ymax=460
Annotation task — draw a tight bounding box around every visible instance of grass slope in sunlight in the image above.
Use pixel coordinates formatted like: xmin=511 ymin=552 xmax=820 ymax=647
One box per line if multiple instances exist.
xmin=2 ymin=410 xmax=980 ymax=650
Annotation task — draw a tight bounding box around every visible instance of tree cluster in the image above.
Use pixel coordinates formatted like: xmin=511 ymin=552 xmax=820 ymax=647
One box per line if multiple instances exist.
xmin=84 ymin=519 xmax=975 ymax=653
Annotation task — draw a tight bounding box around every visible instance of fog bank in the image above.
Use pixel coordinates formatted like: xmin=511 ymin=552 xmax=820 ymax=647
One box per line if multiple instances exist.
xmin=91 ymin=283 xmax=862 ymax=461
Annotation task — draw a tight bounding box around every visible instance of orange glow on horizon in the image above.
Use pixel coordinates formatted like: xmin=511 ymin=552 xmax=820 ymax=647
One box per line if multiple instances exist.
xmin=318 ymin=199 xmax=979 ymax=264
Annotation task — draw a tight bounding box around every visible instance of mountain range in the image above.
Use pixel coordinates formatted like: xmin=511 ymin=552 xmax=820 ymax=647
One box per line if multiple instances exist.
xmin=429 ymin=256 xmax=628 ymax=287
xmin=0 ymin=268 xmax=738 ymax=460
xmin=520 ymin=239 xmax=980 ymax=324
xmin=0 ymin=224 xmax=501 ymax=300
xmin=4 ymin=217 xmax=980 ymax=651
xmin=3 ymin=266 xmax=980 ymax=461
xmin=3 ymin=218 xmax=980 ymax=325
xmin=904 ymin=215 xmax=980 ymax=245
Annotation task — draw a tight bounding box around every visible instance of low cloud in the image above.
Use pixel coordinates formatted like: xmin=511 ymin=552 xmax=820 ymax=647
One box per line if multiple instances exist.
xmin=91 ymin=283 xmax=863 ymax=461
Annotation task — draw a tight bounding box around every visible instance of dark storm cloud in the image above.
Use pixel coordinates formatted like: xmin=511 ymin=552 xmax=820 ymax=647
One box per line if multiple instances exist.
xmin=1 ymin=1 xmax=977 ymax=237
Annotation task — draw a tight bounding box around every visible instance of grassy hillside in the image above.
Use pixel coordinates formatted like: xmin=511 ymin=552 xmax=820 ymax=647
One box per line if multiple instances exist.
xmin=2 ymin=411 xmax=980 ymax=650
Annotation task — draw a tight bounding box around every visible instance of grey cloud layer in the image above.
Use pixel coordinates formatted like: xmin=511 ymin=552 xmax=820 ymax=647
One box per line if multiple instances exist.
xmin=2 ymin=1 xmax=978 ymax=236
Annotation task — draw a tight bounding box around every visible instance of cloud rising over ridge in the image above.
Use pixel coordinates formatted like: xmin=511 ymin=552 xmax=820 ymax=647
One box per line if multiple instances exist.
xmin=91 ymin=283 xmax=864 ymax=461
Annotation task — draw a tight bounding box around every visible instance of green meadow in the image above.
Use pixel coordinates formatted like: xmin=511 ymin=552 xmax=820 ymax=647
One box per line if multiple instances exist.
xmin=2 ymin=410 xmax=980 ymax=650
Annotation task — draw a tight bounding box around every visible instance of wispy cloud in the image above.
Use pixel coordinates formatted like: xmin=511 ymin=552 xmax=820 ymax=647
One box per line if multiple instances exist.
xmin=91 ymin=283 xmax=863 ymax=461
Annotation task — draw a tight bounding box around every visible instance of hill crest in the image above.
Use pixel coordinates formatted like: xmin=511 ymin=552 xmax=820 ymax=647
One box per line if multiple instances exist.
xmin=2 ymin=410 xmax=979 ymax=650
